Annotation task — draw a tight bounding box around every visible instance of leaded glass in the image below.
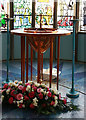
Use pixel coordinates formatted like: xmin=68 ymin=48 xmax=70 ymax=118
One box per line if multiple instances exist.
xmin=35 ymin=0 xmax=54 ymax=28
xmin=0 ymin=0 xmax=8 ymax=30
xmin=57 ymin=0 xmax=76 ymax=30
xmin=14 ymin=0 xmax=32 ymax=28
xmin=80 ymin=0 xmax=86 ymax=31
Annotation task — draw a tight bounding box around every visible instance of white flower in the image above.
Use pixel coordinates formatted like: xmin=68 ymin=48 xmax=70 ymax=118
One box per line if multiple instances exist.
xmin=22 ymin=104 xmax=25 ymax=108
xmin=41 ymin=84 xmax=46 ymax=87
xmin=35 ymin=83 xmax=40 ymax=87
xmin=40 ymin=89 xmax=44 ymax=93
xmin=8 ymin=82 xmax=14 ymax=87
xmin=26 ymin=87 xmax=28 ymax=91
xmin=28 ymin=81 xmax=33 ymax=84
xmin=1 ymin=95 xmax=4 ymax=102
xmin=46 ymin=91 xmax=49 ymax=95
xmin=13 ymin=101 xmax=16 ymax=104
xmin=53 ymin=100 xmax=58 ymax=107
xmin=54 ymin=90 xmax=58 ymax=95
xmin=20 ymin=100 xmax=23 ymax=103
xmin=32 ymin=89 xmax=34 ymax=91
xmin=33 ymin=97 xmax=38 ymax=106
xmin=14 ymin=80 xmax=18 ymax=84
xmin=27 ymin=85 xmax=31 ymax=89
xmin=26 ymin=85 xmax=31 ymax=91
xmin=17 ymin=104 xmax=19 ymax=107
xmin=6 ymin=89 xmax=10 ymax=94
xmin=54 ymin=96 xmax=58 ymax=100
xmin=17 ymin=101 xmax=20 ymax=104
xmin=45 ymin=96 xmax=48 ymax=100
xmin=18 ymin=81 xmax=22 ymax=84
xmin=13 ymin=83 xmax=18 ymax=87
xmin=21 ymin=97 xmax=23 ymax=100
xmin=33 ymin=102 xmax=38 ymax=106
xmin=33 ymin=97 xmax=38 ymax=103
xmin=43 ymin=91 xmax=46 ymax=95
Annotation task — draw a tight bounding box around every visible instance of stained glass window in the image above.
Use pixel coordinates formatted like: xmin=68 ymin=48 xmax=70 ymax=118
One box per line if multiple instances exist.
xmin=14 ymin=0 xmax=32 ymax=28
xmin=35 ymin=0 xmax=54 ymax=28
xmin=57 ymin=0 xmax=76 ymax=30
xmin=80 ymin=0 xmax=86 ymax=31
xmin=0 ymin=0 xmax=9 ymax=30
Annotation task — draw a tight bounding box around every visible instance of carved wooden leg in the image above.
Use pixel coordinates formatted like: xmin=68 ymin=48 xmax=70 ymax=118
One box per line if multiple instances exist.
xmin=41 ymin=53 xmax=43 ymax=82
xmin=49 ymin=38 xmax=53 ymax=88
xmin=26 ymin=37 xmax=28 ymax=82
xmin=37 ymin=42 xmax=40 ymax=83
xmin=21 ymin=36 xmax=25 ymax=83
xmin=21 ymin=37 xmax=23 ymax=82
xmin=31 ymin=47 xmax=33 ymax=81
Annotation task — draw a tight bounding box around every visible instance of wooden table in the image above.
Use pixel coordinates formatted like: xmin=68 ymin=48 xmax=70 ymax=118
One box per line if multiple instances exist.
xmin=11 ymin=28 xmax=71 ymax=90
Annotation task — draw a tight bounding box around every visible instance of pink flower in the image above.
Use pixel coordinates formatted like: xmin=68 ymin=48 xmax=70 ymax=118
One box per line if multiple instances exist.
xmin=1 ymin=89 xmax=6 ymax=93
xmin=48 ymin=92 xmax=52 ymax=97
xmin=50 ymin=101 xmax=55 ymax=105
xmin=18 ymin=85 xmax=23 ymax=90
xmin=3 ymin=84 xmax=8 ymax=89
xmin=8 ymin=97 xmax=13 ymax=104
xmin=30 ymin=103 xmax=35 ymax=109
xmin=37 ymin=88 xmax=41 ymax=93
xmin=63 ymin=98 xmax=66 ymax=104
xmin=25 ymin=83 xmax=30 ymax=86
xmin=16 ymin=93 xmax=23 ymax=100
xmin=59 ymin=93 xmax=61 ymax=99
xmin=19 ymin=104 xmax=23 ymax=108
xmin=24 ymin=95 xmax=29 ymax=101
xmin=33 ymin=86 xmax=37 ymax=91
xmin=38 ymin=93 xmax=43 ymax=99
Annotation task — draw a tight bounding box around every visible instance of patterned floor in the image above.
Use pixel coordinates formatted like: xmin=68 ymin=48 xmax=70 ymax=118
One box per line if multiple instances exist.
xmin=0 ymin=60 xmax=86 ymax=119
xmin=0 ymin=60 xmax=86 ymax=93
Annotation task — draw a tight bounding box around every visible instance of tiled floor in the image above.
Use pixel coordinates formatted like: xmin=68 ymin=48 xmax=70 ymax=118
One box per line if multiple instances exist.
xmin=0 ymin=60 xmax=86 ymax=119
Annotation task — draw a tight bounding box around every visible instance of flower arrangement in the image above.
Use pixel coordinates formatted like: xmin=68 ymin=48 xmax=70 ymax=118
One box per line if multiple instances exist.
xmin=1 ymin=81 xmax=79 ymax=114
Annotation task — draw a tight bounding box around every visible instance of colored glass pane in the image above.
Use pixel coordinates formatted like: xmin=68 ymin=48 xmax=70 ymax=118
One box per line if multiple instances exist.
xmin=38 ymin=0 xmax=49 ymax=2
xmin=35 ymin=0 xmax=54 ymax=28
xmin=0 ymin=0 xmax=8 ymax=30
xmin=57 ymin=0 xmax=76 ymax=30
xmin=80 ymin=0 xmax=86 ymax=30
xmin=14 ymin=0 xmax=32 ymax=28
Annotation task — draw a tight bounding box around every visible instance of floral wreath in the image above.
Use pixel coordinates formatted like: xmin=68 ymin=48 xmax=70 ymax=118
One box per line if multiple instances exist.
xmin=1 ymin=81 xmax=79 ymax=114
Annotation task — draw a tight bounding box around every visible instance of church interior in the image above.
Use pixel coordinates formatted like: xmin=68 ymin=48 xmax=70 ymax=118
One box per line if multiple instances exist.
xmin=0 ymin=0 xmax=86 ymax=119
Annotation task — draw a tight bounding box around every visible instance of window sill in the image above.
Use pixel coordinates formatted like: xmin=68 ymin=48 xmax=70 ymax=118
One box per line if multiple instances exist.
xmin=0 ymin=29 xmax=7 ymax=33
xmin=78 ymin=31 xmax=86 ymax=34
